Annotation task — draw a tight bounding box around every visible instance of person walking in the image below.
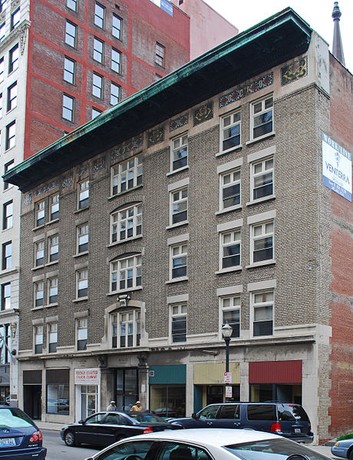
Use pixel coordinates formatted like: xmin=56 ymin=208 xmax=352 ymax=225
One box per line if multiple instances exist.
xmin=131 ymin=400 xmax=143 ymax=412
xmin=107 ymin=400 xmax=118 ymax=411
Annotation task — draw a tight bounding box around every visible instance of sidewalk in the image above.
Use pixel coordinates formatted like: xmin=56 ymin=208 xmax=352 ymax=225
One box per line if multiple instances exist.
xmin=37 ymin=421 xmax=63 ymax=431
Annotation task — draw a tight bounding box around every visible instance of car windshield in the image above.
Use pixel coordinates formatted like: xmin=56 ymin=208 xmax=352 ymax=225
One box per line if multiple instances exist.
xmin=0 ymin=408 xmax=35 ymax=428
xmin=127 ymin=411 xmax=166 ymax=423
xmin=225 ymin=438 xmax=327 ymax=460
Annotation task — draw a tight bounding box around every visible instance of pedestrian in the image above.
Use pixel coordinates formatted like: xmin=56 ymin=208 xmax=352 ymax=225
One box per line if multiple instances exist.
xmin=131 ymin=400 xmax=143 ymax=412
xmin=107 ymin=400 xmax=118 ymax=411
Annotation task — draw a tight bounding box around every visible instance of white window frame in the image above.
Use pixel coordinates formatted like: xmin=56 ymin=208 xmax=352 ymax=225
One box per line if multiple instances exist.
xmin=111 ymin=156 xmax=142 ymax=195
xmin=76 ymin=318 xmax=88 ymax=350
xmin=49 ymin=193 xmax=59 ymax=221
xmin=47 ymin=277 xmax=58 ymax=304
xmin=251 ymin=290 xmax=274 ymax=337
xmin=220 ymin=229 xmax=241 ymax=271
xmin=76 ymin=269 xmax=88 ymax=299
xmin=48 ymin=322 xmax=58 ymax=353
xmin=35 ymin=240 xmax=45 ymax=267
xmin=250 ymin=220 xmax=274 ymax=265
xmin=34 ymin=325 xmax=44 ymax=354
xmin=112 ymin=310 xmax=141 ymax=348
xmin=171 ymin=134 xmax=188 ymax=172
xmin=111 ymin=204 xmax=142 ymax=244
xmin=170 ymin=243 xmax=187 ymax=280
xmin=219 ymin=168 xmax=241 ymax=211
xmin=170 ymin=304 xmax=187 ymax=343
xmin=221 ymin=296 xmax=241 ymax=338
xmin=77 ymin=223 xmax=89 ymax=253
xmin=250 ymin=157 xmax=274 ymax=202
xmin=48 ymin=235 xmax=59 ymax=263
xmin=170 ymin=187 xmax=188 ymax=226
xmin=36 ymin=200 xmax=45 ymax=226
xmin=110 ymin=255 xmax=142 ymax=293
xmin=78 ymin=179 xmax=89 ymax=209
xmin=250 ymin=95 xmax=274 ymax=141
xmin=34 ymin=280 xmax=44 ymax=307
xmin=220 ymin=110 xmax=241 ymax=153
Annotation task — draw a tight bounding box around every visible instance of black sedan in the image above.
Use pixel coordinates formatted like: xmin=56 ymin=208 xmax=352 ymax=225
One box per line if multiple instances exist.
xmin=60 ymin=410 xmax=180 ymax=448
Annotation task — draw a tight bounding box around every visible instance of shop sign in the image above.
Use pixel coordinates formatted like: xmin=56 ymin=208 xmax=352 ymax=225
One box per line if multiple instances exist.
xmin=75 ymin=368 xmax=100 ymax=385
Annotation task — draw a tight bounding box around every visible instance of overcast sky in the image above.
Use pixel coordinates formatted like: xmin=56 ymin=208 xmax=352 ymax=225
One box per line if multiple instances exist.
xmin=203 ymin=0 xmax=353 ymax=72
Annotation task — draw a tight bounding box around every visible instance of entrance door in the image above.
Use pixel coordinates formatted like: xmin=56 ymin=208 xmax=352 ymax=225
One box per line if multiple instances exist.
xmin=23 ymin=385 xmax=42 ymax=420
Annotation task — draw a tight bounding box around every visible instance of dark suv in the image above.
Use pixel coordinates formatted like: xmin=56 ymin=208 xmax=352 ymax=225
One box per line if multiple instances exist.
xmin=170 ymin=402 xmax=313 ymax=444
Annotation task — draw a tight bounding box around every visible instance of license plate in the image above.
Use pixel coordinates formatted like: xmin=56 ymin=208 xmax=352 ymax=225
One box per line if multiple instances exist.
xmin=0 ymin=438 xmax=16 ymax=447
xmin=294 ymin=428 xmax=301 ymax=433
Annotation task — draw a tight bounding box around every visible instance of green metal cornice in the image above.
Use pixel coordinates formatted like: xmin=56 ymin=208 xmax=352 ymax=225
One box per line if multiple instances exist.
xmin=4 ymin=7 xmax=312 ymax=191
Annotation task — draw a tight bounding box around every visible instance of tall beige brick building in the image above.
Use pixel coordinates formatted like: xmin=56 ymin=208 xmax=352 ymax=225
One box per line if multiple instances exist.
xmin=5 ymin=7 xmax=353 ymax=442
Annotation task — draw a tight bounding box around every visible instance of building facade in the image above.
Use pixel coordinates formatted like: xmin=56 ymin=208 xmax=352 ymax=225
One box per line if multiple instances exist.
xmin=0 ymin=0 xmax=236 ymax=405
xmin=5 ymin=8 xmax=353 ymax=443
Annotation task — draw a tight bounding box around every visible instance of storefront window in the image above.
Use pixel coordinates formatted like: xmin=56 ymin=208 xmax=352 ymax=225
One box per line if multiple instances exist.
xmin=150 ymin=385 xmax=185 ymax=418
xmin=116 ymin=368 xmax=138 ymax=411
xmin=80 ymin=385 xmax=98 ymax=419
xmin=46 ymin=369 xmax=70 ymax=415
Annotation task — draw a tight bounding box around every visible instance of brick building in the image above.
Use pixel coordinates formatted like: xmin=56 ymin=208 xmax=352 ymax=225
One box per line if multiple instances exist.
xmin=5 ymin=7 xmax=353 ymax=442
xmin=0 ymin=0 xmax=236 ymax=405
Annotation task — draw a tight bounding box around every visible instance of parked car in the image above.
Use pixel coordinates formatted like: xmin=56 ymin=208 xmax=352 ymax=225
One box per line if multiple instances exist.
xmin=84 ymin=427 xmax=328 ymax=460
xmin=0 ymin=404 xmax=47 ymax=459
xmin=170 ymin=402 xmax=314 ymax=443
xmin=331 ymin=438 xmax=353 ymax=460
xmin=60 ymin=410 xmax=181 ymax=448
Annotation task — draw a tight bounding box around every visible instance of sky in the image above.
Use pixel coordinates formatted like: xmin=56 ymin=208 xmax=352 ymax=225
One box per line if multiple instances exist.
xmin=203 ymin=0 xmax=353 ymax=72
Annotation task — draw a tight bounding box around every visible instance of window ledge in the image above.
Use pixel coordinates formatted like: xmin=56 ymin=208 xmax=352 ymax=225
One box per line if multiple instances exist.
xmin=246 ymin=132 xmax=275 ymax=146
xmin=107 ymin=235 xmax=142 ymax=248
xmin=33 ymin=224 xmax=45 ymax=232
xmin=73 ymin=251 xmax=89 ymax=258
xmin=108 ymin=184 xmax=143 ymax=201
xmin=167 ymin=166 xmax=189 ymax=177
xmin=45 ymin=260 xmax=59 ymax=267
xmin=74 ymin=207 xmax=89 ymax=214
xmin=73 ymin=296 xmax=89 ymax=303
xmin=106 ymin=286 xmax=143 ymax=297
xmin=246 ymin=195 xmax=275 ymax=207
xmin=216 ymin=267 xmax=242 ymax=275
xmin=166 ymin=221 xmax=189 ymax=230
xmin=166 ymin=277 xmax=188 ymax=285
xmin=31 ymin=303 xmax=58 ymax=311
xmin=215 ymin=145 xmax=242 ymax=157
xmin=32 ymin=265 xmax=45 ymax=272
xmin=47 ymin=218 xmax=59 ymax=225
xmin=216 ymin=205 xmax=242 ymax=216
xmin=246 ymin=260 xmax=276 ymax=269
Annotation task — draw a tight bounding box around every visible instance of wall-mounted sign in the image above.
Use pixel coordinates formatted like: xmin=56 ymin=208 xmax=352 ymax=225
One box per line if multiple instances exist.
xmin=75 ymin=368 xmax=100 ymax=385
xmin=322 ymin=132 xmax=352 ymax=202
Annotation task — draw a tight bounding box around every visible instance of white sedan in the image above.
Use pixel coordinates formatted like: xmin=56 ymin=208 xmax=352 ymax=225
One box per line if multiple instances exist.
xmin=85 ymin=428 xmax=329 ymax=460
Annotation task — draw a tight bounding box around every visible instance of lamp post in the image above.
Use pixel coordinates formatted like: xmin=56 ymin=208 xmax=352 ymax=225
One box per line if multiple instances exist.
xmin=222 ymin=323 xmax=233 ymax=402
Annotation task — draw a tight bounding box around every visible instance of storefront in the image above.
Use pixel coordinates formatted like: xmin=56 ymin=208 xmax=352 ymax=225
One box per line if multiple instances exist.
xmin=149 ymin=365 xmax=186 ymax=417
xmin=74 ymin=368 xmax=100 ymax=420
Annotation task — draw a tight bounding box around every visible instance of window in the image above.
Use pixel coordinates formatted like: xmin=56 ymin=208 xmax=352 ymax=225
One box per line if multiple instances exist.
xmin=112 ymin=310 xmax=141 ymax=348
xmin=4 ymin=160 xmax=14 ymax=190
xmin=11 ymin=7 xmax=20 ymax=30
xmin=62 ymin=94 xmax=74 ymax=121
xmin=93 ymin=37 xmax=104 ymax=63
xmin=111 ymin=205 xmax=142 ymax=243
xmin=94 ymin=2 xmax=105 ymax=28
xmin=111 ymin=156 xmax=142 ymax=195
xmin=0 ymin=23 xmax=5 ymax=41
xmin=0 ymin=324 xmax=11 ymax=364
xmin=111 ymin=48 xmax=121 ymax=73
xmin=110 ymin=82 xmax=120 ymax=105
xmin=64 ymin=57 xmax=75 ymax=84
xmin=170 ymin=243 xmax=187 ymax=279
xmin=7 ymin=81 xmax=17 ymax=111
xmin=220 ymin=169 xmax=241 ymax=210
xmin=49 ymin=193 xmax=59 ymax=221
xmin=251 ymin=158 xmax=274 ymax=201
xmin=220 ymin=229 xmax=241 ymax=270
xmin=77 ymin=223 xmax=89 ymax=253
xmin=91 ymin=107 xmax=102 ymax=119
xmin=65 ymin=20 xmax=77 ymax=48
xmin=111 ymin=255 xmax=142 ymax=292
xmin=221 ymin=111 xmax=241 ymax=152
xmin=8 ymin=44 xmax=19 ymax=73
xmin=5 ymin=121 xmax=16 ymax=150
xmin=0 ymin=0 xmax=5 ymax=14
xmin=3 ymin=201 xmax=13 ymax=229
xmin=48 ymin=235 xmax=59 ymax=263
xmin=46 ymin=369 xmax=69 ymax=414
xmin=48 ymin=323 xmax=58 ymax=353
xmin=48 ymin=277 xmax=58 ymax=304
xmin=112 ymin=14 xmax=122 ymax=39
xmin=34 ymin=325 xmax=44 ymax=354
xmin=221 ymin=296 xmax=240 ymax=338
xmin=92 ymin=73 xmax=103 ymax=98
xmin=35 ymin=240 xmax=45 ymax=267
xmin=1 ymin=282 xmax=11 ymax=310
xmin=76 ymin=269 xmax=88 ymax=298
xmin=2 ymin=242 xmax=12 ymax=270
xmin=252 ymin=291 xmax=273 ymax=336
xmin=78 ymin=179 xmax=89 ymax=209
xmin=36 ymin=200 xmax=45 ymax=226
xmin=251 ymin=96 xmax=274 ymax=140
xmin=251 ymin=221 xmax=274 ymax=264
xmin=155 ymin=42 xmax=165 ymax=67
xmin=170 ymin=187 xmax=188 ymax=225
xmin=77 ymin=318 xmax=87 ymax=350
xmin=171 ymin=304 xmax=186 ymax=343
xmin=67 ymin=0 xmax=77 ymax=11
xmin=0 ymin=57 xmax=4 ymax=82
xmin=171 ymin=134 xmax=188 ymax=171
xmin=34 ymin=280 xmax=44 ymax=307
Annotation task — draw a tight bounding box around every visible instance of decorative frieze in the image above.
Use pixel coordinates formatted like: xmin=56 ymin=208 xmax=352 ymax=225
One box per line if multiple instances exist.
xmin=219 ymin=73 xmax=273 ymax=108
xmin=111 ymin=134 xmax=144 ymax=163
xmin=148 ymin=126 xmax=164 ymax=147
xmin=170 ymin=113 xmax=189 ymax=132
xmin=193 ymin=102 xmax=213 ymax=126
xmin=281 ymin=56 xmax=307 ymax=85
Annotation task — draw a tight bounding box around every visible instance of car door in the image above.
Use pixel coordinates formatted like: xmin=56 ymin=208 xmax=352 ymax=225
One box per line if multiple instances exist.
xmin=214 ymin=404 xmax=241 ymax=428
xmin=195 ymin=404 xmax=221 ymax=427
xmin=75 ymin=413 xmax=110 ymax=446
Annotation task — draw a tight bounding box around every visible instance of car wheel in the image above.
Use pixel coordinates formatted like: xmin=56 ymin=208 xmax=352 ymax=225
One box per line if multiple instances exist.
xmin=64 ymin=430 xmax=77 ymax=447
xmin=349 ymin=449 xmax=353 ymax=460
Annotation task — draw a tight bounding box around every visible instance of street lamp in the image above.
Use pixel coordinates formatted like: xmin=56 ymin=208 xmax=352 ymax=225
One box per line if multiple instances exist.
xmin=222 ymin=323 xmax=233 ymax=401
